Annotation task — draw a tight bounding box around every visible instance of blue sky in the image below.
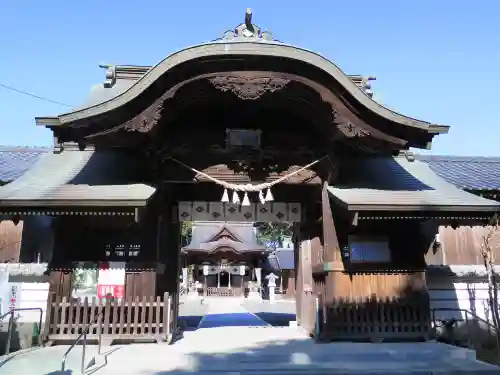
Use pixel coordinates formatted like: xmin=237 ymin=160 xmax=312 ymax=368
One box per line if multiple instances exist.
xmin=1 ymin=1 xmax=499 ymax=156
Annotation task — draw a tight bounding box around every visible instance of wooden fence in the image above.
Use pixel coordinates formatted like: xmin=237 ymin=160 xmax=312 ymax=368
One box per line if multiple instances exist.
xmin=318 ymin=296 xmax=431 ymax=342
xmin=43 ymin=292 xmax=175 ymax=345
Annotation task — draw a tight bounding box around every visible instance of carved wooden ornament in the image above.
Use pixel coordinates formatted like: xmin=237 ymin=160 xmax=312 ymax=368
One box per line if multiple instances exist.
xmin=337 ymin=122 xmax=370 ymax=138
xmin=123 ymin=96 xmax=166 ymax=133
xmin=208 ymin=76 xmax=290 ymax=100
xmin=331 ymin=105 xmax=369 ymax=138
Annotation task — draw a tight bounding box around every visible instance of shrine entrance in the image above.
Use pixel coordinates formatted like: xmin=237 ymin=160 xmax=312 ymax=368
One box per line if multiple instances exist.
xmin=176 ymin=194 xmax=317 ymax=331
xmin=16 ymin=9 xmax=459 ymax=345
xmin=219 ymin=271 xmax=229 ymax=287
xmin=176 ymin=196 xmax=314 ymax=329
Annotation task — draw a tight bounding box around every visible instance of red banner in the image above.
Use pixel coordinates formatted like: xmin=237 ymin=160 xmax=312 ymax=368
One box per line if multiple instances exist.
xmin=97 ymin=285 xmax=124 ymax=299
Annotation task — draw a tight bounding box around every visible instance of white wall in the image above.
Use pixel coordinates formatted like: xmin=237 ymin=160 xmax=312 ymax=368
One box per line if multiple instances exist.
xmin=18 ymin=281 xmax=49 ymax=324
xmin=428 ymin=277 xmax=495 ymax=323
xmin=7 ymin=275 xmax=49 ymax=324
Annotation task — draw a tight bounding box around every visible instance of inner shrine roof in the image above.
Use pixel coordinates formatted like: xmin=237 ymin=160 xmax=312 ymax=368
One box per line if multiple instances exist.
xmin=328 ymin=155 xmax=500 ymax=214
xmin=0 ymin=149 xmax=155 ymax=212
xmin=182 ymin=221 xmax=266 ymax=254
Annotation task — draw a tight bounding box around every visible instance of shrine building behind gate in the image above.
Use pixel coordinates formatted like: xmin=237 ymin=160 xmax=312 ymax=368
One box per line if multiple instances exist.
xmin=181 ymin=221 xmax=268 ymax=297
xmin=0 ymin=9 xmax=499 ymax=344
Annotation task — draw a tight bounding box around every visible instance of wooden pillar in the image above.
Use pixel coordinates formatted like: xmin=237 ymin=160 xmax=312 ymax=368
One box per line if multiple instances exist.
xmin=321 ymin=180 xmax=343 ymax=305
xmin=125 ymin=210 xmax=158 ymax=299
xmin=293 ymin=224 xmax=301 ymax=324
xmin=47 ymin=219 xmax=73 ymax=300
xmin=157 ymin=199 xmax=181 ymax=334
xmin=294 ymin=191 xmax=321 ymax=335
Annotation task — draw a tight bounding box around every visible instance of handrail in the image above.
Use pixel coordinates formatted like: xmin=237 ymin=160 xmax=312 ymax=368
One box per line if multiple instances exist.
xmin=61 ymin=310 xmax=102 ymax=374
xmin=431 ymin=307 xmax=500 ymax=360
xmin=0 ymin=307 xmax=43 ymax=355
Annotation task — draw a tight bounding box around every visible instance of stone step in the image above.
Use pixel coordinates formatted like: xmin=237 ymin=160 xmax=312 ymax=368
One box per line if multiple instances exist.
xmin=0 ymin=340 xmax=499 ymax=375
xmin=97 ymin=339 xmax=500 ymax=375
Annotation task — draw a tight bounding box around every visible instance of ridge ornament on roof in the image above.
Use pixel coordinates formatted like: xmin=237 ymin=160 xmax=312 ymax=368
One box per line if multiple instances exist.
xmin=218 ymin=8 xmax=275 ymax=42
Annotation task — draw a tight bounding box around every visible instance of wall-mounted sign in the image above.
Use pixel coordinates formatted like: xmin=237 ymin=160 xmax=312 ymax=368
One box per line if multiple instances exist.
xmin=239 ymin=265 xmax=246 ymax=276
xmin=97 ymin=262 xmax=125 ymax=299
xmin=104 ymin=244 xmax=141 ymax=258
xmin=203 ymin=265 xmax=209 ymax=276
xmin=348 ymin=236 xmax=391 ymax=263
xmin=98 ymin=285 xmax=124 ymax=299
xmin=8 ymin=283 xmax=21 ymax=313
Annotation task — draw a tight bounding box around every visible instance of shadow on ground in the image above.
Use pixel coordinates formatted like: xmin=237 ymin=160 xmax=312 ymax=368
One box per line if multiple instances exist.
xmin=179 ymin=312 xmax=295 ymax=330
xmin=178 ymin=316 xmax=203 ymax=331
xmin=81 ymin=337 xmax=500 ymax=375
xmin=253 ymin=312 xmax=295 ymax=327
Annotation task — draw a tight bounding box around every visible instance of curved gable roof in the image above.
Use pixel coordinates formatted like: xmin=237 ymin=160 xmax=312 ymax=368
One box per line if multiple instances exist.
xmin=45 ymin=42 xmax=447 ymax=136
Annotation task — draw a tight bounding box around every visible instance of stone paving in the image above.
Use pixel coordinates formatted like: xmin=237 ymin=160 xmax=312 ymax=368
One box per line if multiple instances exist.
xmin=196 ymin=296 xmax=270 ymax=328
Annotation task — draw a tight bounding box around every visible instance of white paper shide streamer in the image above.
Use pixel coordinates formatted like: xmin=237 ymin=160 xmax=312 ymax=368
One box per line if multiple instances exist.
xmin=168 ymin=157 xmax=323 ymax=206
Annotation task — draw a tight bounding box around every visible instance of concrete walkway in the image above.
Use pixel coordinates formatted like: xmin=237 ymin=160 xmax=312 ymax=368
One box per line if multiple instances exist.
xmin=197 ymin=297 xmax=270 ymax=328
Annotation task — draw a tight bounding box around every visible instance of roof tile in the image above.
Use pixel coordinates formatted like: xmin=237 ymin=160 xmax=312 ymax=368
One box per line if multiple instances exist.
xmin=329 ymin=156 xmax=500 ymax=211
xmin=0 ymin=147 xmax=48 ymax=182
xmin=0 ymin=150 xmax=155 ymax=206
xmin=416 ymin=155 xmax=500 ymax=191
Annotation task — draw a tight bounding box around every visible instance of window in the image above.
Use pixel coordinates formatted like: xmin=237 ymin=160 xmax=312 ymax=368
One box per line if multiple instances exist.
xmin=348 ymin=236 xmax=391 ymax=263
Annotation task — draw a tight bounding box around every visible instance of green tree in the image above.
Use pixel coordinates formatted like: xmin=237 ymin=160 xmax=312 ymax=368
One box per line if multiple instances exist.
xmin=180 ymin=221 xmax=193 ymax=246
xmin=254 ymin=221 xmax=292 ymax=248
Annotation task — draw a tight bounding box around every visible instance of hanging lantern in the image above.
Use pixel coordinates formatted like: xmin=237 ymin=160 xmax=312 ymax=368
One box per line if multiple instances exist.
xmin=232 ymin=191 xmax=240 ymax=204
xmin=264 ymin=188 xmax=274 ymax=202
xmin=221 ymin=188 xmax=229 ymax=203
xmin=242 ymin=192 xmax=251 ymax=206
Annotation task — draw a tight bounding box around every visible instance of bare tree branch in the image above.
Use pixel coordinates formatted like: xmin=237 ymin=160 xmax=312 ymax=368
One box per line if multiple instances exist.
xmin=480 ymin=214 xmax=500 ymax=330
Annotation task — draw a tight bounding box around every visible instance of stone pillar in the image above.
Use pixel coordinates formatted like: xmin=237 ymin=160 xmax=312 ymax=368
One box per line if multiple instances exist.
xmin=255 ymin=268 xmax=261 ymax=287
xmin=269 ymin=286 xmax=276 ymax=304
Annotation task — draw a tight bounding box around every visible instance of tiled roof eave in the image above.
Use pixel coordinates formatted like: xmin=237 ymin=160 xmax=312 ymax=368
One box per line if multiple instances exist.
xmin=328 ymin=156 xmax=500 ymax=217
xmin=0 ymin=150 xmax=156 ymax=209
xmin=344 ymin=203 xmax=500 ymax=214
